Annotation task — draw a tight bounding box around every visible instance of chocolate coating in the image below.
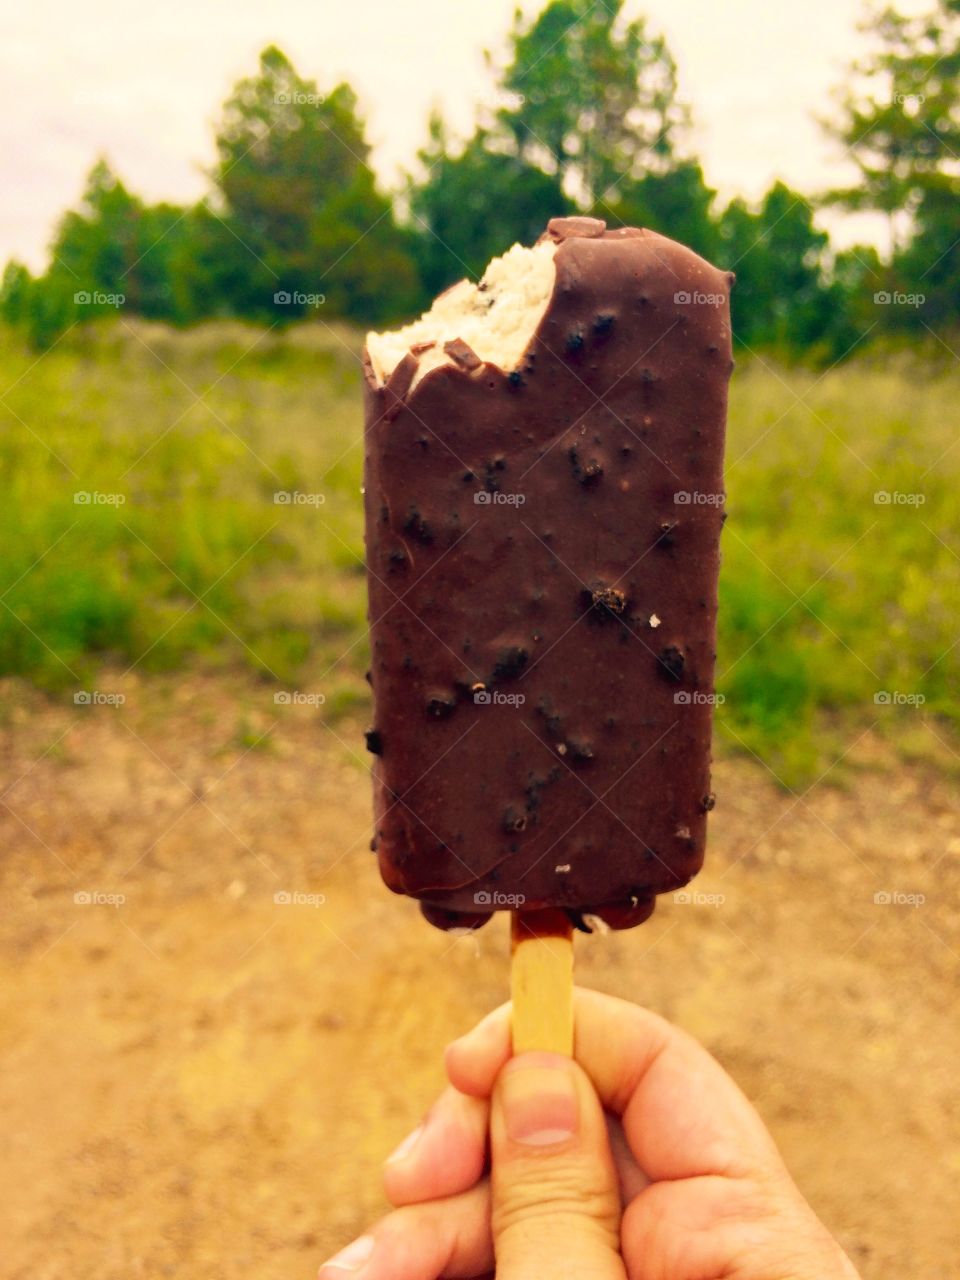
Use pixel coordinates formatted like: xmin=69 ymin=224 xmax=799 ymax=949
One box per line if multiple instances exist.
xmin=363 ymin=219 xmax=733 ymax=931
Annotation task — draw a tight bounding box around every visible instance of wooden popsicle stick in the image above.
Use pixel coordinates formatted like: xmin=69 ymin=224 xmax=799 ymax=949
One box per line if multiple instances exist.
xmin=510 ymin=908 xmax=574 ymax=1055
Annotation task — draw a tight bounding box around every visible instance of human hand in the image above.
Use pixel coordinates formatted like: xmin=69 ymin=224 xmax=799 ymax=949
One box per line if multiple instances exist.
xmin=319 ymin=988 xmax=860 ymax=1279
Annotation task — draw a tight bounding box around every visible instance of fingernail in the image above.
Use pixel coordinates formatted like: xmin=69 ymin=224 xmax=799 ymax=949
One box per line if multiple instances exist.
xmin=319 ymin=1233 xmax=375 ymax=1274
xmin=385 ymin=1122 xmax=424 ymax=1164
xmin=499 ymin=1052 xmax=579 ymax=1147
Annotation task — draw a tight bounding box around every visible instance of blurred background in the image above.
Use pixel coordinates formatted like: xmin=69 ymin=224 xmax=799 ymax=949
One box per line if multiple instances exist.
xmin=1 ymin=1 xmax=957 ymax=1276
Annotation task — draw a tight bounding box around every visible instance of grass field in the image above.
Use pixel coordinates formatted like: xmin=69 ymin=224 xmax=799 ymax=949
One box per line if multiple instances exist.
xmin=2 ymin=318 xmax=958 ymax=783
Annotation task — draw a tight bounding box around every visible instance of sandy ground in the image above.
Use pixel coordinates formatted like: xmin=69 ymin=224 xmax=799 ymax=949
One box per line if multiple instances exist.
xmin=0 ymin=672 xmax=957 ymax=1279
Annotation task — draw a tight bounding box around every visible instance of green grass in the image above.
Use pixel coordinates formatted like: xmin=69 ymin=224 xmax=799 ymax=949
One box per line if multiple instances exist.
xmin=0 ymin=317 xmax=368 ymax=709
xmin=717 ymin=356 xmax=960 ymax=781
xmin=1 ymin=319 xmax=957 ymax=782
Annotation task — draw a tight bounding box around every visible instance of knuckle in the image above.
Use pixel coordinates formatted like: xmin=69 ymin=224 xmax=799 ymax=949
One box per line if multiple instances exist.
xmin=725 ymin=1180 xmax=856 ymax=1279
xmin=497 ymin=1208 xmax=620 ymax=1269
xmin=493 ymin=1160 xmax=619 ymax=1244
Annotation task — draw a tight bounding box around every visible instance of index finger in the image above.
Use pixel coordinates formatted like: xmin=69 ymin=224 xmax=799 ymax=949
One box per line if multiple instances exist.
xmin=445 ymin=988 xmax=785 ymax=1184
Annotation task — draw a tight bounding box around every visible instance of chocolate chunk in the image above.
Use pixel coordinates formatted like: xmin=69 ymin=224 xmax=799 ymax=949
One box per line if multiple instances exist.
xmin=443 ymin=338 xmax=482 ymax=371
xmin=569 ymin=446 xmax=603 ymax=486
xmin=493 ymin=646 xmax=529 ymax=681
xmin=546 ymin=215 xmax=607 ymax=240
xmin=656 ymin=521 xmax=677 ymax=549
xmin=582 ymin=584 xmax=627 ymax=622
xmin=403 ymin=508 xmax=433 ymax=545
xmin=657 ymin=646 xmax=685 ymax=681
xmin=425 ymin=693 xmax=456 ymax=719
xmin=503 ymin=806 xmax=527 ymax=833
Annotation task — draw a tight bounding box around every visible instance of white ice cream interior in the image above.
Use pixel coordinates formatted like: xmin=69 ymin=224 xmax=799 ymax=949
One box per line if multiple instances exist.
xmin=366 ymin=239 xmax=558 ymax=388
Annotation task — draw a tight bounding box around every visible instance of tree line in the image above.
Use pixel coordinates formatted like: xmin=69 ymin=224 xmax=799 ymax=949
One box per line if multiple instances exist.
xmin=2 ymin=0 xmax=957 ymax=361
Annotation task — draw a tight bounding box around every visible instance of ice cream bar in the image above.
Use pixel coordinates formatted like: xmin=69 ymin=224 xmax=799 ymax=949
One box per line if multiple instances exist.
xmin=362 ymin=216 xmax=733 ymax=932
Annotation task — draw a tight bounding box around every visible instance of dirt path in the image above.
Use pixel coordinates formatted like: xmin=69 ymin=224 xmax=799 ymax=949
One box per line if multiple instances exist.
xmin=1 ymin=673 xmax=957 ymax=1279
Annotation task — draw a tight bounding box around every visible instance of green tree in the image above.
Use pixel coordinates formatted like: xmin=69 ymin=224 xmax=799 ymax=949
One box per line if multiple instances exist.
xmin=494 ymin=0 xmax=688 ymax=205
xmin=5 ymin=160 xmax=193 ymax=346
xmin=824 ymin=0 xmax=960 ymax=232
xmin=831 ymin=242 xmax=886 ymax=340
xmin=60 ymin=162 xmax=188 ymax=319
xmin=823 ymin=0 xmax=960 ymax=335
xmin=164 ymin=202 xmax=257 ymax=323
xmin=408 ymin=114 xmax=572 ymax=297
xmin=3 ymin=48 xmax=422 ymax=345
xmin=892 ymin=178 xmax=960 ymax=331
xmin=210 ymin=44 xmax=419 ymax=321
xmin=599 ymin=160 xmax=720 ymax=261
xmin=0 ymin=262 xmax=35 ymax=330
xmin=718 ymin=182 xmax=852 ymax=361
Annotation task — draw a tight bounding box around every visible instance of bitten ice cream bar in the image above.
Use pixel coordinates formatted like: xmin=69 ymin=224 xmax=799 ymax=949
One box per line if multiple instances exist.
xmin=362 ymin=216 xmax=733 ymax=933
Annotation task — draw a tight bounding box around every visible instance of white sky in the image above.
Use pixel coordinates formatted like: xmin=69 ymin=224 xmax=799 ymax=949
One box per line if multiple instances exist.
xmin=3 ymin=0 xmax=930 ymax=271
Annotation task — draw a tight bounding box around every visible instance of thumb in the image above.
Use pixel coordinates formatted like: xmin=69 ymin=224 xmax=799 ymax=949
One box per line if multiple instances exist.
xmin=490 ymin=1051 xmax=626 ymax=1280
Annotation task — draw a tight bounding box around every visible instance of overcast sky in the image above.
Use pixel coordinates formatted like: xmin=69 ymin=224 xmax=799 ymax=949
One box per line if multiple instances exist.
xmin=4 ymin=0 xmax=930 ymax=270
